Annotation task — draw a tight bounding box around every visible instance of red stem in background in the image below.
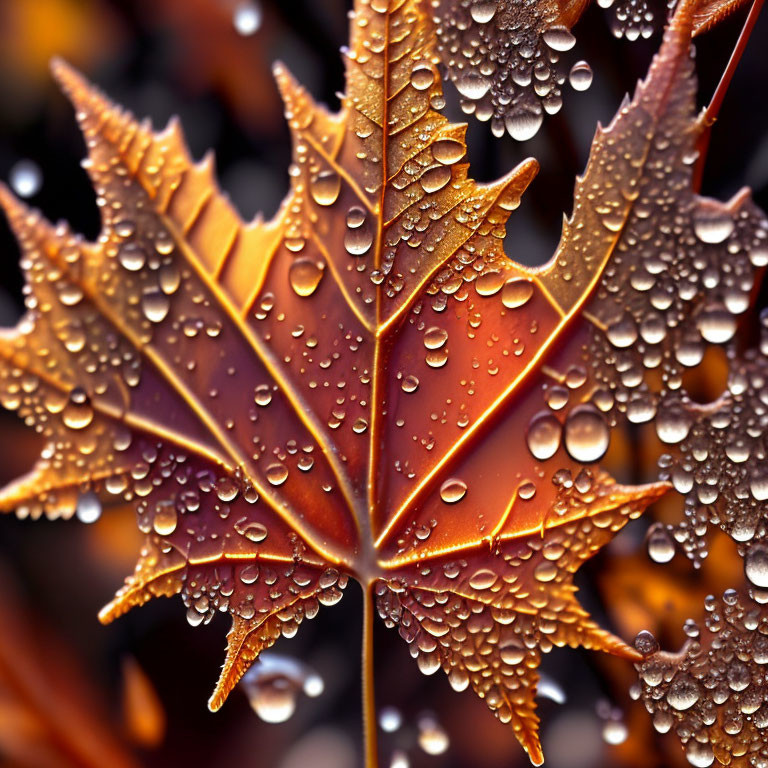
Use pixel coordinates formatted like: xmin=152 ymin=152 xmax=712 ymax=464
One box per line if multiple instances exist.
xmin=692 ymin=0 xmax=764 ymax=192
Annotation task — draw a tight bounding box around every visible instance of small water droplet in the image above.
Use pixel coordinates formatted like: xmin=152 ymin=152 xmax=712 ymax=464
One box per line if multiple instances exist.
xmin=505 ymin=109 xmax=543 ymax=141
xmin=153 ymin=503 xmax=178 ymax=536
xmin=233 ymin=1 xmax=261 ymax=35
xmin=266 ymin=463 xmax=289 ymax=486
xmin=9 ymin=159 xmax=42 ymax=198
xmin=142 ymin=290 xmax=170 ymax=323
xmin=410 ymin=63 xmax=435 ymax=90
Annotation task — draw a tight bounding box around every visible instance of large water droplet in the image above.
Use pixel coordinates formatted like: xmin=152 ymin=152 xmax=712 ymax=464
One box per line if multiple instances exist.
xmin=646 ymin=523 xmax=675 ymax=563
xmin=746 ymin=546 xmax=768 ymax=588
xmin=501 ymin=278 xmax=534 ymax=309
xmin=455 ymin=71 xmax=490 ymax=100
xmin=153 ymin=503 xmax=178 ymax=536
xmin=289 ymin=258 xmax=324 ymax=297
xmin=569 ymin=61 xmax=593 ymax=91
xmin=142 ymin=290 xmax=170 ymax=323
xmin=505 ymin=110 xmax=543 ymax=141
xmin=410 ymin=63 xmax=435 ymax=91
xmin=76 ymin=491 xmax=101 ymax=524
xmin=693 ymin=207 xmax=734 ymax=244
xmin=526 ymin=412 xmax=562 ymax=460
xmin=310 ymin=171 xmax=341 ymax=206
xmin=542 ymin=26 xmax=577 ymax=51
xmin=470 ymin=1 xmax=497 ymax=23
xmin=440 ymin=478 xmax=467 ymax=504
xmin=564 ymin=405 xmax=610 ymax=463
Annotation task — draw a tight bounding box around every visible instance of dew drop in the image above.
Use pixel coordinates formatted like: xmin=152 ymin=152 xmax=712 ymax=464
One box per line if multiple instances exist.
xmin=410 ymin=64 xmax=435 ymax=90
xmin=119 ymin=243 xmax=147 ymax=272
xmin=693 ymin=207 xmax=734 ymax=244
xmin=379 ymin=706 xmax=403 ymax=733
xmin=142 ymin=290 xmax=170 ymax=323
xmin=685 ymin=741 xmax=714 ymax=768
xmin=455 ymin=71 xmax=490 ymax=100
xmin=401 ymin=374 xmax=419 ymax=393
xmin=745 ymin=546 xmax=768 ymax=588
xmin=344 ymin=208 xmax=373 ymax=255
xmin=266 ymin=463 xmax=289 ymax=486
xmin=501 ymin=278 xmax=534 ymax=308
xmin=468 ymin=568 xmax=497 ymax=590
xmin=237 ymin=521 xmax=268 ymax=543
xmin=505 ymin=110 xmax=543 ymax=141
xmin=564 ymin=405 xmax=609 ymax=463
xmin=153 ymin=503 xmax=178 ymax=536
xmin=542 ymin=26 xmax=577 ymax=51
xmin=424 ymin=326 xmax=448 ymax=349
xmin=63 ymin=388 xmax=94 ymax=430
xmin=432 ymin=139 xmax=465 ymax=165
xmin=569 ymin=61 xmax=593 ymax=91
xmin=470 ymin=1 xmax=497 ymax=22
xmin=289 ymin=258 xmax=324 ymax=297
xmin=417 ymin=715 xmax=449 ymax=756
xmin=254 ymin=384 xmax=273 ymax=407
xmin=526 ymin=412 xmax=562 ymax=460
xmin=420 ymin=165 xmax=451 ymax=194
xmin=309 ymin=170 xmax=341 ymax=206
xmin=646 ymin=523 xmax=675 ymax=563
xmin=440 ymin=478 xmax=467 ymax=504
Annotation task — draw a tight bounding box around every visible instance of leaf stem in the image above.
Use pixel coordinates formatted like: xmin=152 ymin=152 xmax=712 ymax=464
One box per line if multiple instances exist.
xmin=362 ymin=580 xmax=378 ymax=768
xmin=693 ymin=0 xmax=764 ymax=191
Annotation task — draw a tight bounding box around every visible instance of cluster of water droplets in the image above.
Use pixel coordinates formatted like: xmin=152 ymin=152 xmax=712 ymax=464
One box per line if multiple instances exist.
xmin=599 ymin=0 xmax=654 ymax=40
xmin=634 ymin=591 xmax=768 ymax=767
xmin=433 ymin=0 xmax=593 ymax=140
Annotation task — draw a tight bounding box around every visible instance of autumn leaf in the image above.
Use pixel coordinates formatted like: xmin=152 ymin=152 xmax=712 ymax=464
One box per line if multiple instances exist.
xmin=3 ymin=0 xmax=764 ymax=764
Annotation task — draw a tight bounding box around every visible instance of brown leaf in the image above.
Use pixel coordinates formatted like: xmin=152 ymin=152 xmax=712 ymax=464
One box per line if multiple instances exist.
xmin=1 ymin=0 xmax=762 ymax=764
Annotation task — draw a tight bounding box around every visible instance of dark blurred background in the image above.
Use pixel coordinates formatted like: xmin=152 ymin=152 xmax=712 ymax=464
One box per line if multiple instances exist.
xmin=0 ymin=1 xmax=765 ymax=767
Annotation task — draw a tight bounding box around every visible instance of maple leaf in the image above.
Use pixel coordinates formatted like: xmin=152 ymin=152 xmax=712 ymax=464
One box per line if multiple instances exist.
xmin=1 ymin=0 xmax=746 ymax=763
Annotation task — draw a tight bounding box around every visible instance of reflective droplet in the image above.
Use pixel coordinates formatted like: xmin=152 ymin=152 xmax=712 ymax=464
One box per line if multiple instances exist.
xmin=564 ymin=405 xmax=609 ymax=463
xmin=63 ymin=388 xmax=93 ymax=430
xmin=505 ymin=110 xmax=543 ymax=141
xmin=417 ymin=715 xmax=449 ymax=756
xmin=440 ymin=478 xmax=467 ymax=504
xmin=470 ymin=1 xmax=497 ymax=23
xmin=455 ymin=71 xmax=490 ymax=100
xmin=420 ymin=165 xmax=452 ymax=193
xmin=76 ymin=491 xmax=101 ymax=524
xmin=344 ymin=208 xmax=373 ymax=255
xmin=153 ymin=504 xmax=178 ymax=536
xmin=237 ymin=520 xmax=268 ymax=543
xmin=379 ymin=706 xmax=403 ymax=733
xmin=693 ymin=206 xmax=734 ymax=244
xmin=266 ymin=463 xmax=289 ymax=486
xmin=142 ymin=290 xmax=170 ymax=323
xmin=745 ymin=546 xmax=768 ymax=588
xmin=254 ymin=384 xmax=273 ymax=407
xmin=410 ymin=64 xmax=435 ymax=90
xmin=646 ymin=523 xmax=675 ymax=563
xmin=569 ymin=61 xmax=593 ymax=91
xmin=9 ymin=159 xmax=42 ymax=198
xmin=666 ymin=676 xmax=700 ymax=710
xmin=401 ymin=374 xmax=419 ymax=393
xmin=685 ymin=741 xmax=714 ymax=768
xmin=602 ymin=720 xmax=628 ymax=745
xmin=475 ymin=271 xmax=504 ymax=297
xmin=424 ymin=326 xmax=448 ymax=349
xmin=542 ymin=26 xmax=577 ymax=51
xmin=289 ymin=259 xmax=324 ymax=297
xmin=526 ymin=412 xmax=562 ymax=460
xmin=310 ymin=170 xmax=341 ymax=206
xmin=119 ymin=243 xmax=147 ymax=272
xmin=469 ymin=568 xmax=497 ymax=590
xmin=696 ymin=307 xmax=736 ymax=344
xmin=432 ymin=139 xmax=465 ymax=165
xmin=233 ymin=1 xmax=261 ymax=35
xmin=501 ymin=278 xmax=534 ymax=308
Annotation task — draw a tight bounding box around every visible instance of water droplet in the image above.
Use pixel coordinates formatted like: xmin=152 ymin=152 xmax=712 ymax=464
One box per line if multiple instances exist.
xmin=666 ymin=676 xmax=700 ymax=710
xmin=142 ymin=290 xmax=170 ymax=323
xmin=266 ymin=463 xmax=289 ymax=486
xmin=693 ymin=207 xmax=734 ymax=244
xmin=432 ymin=139 xmax=465 ymax=165
xmin=542 ymin=26 xmax=577 ymax=51
xmin=505 ymin=109 xmax=543 ymax=141
xmin=410 ymin=64 xmax=435 ymax=90
xmin=63 ymin=387 xmax=93 ymax=430
xmin=564 ymin=405 xmax=609 ymax=463
xmin=745 ymin=546 xmax=768 ymax=588
xmin=9 ymin=159 xmax=42 ymax=198
xmin=401 ymin=374 xmax=419 ymax=393
xmin=646 ymin=523 xmax=675 ymax=563
xmin=237 ymin=520 xmax=268 ymax=543
xmin=289 ymin=258 xmax=324 ymax=297
xmin=233 ymin=1 xmax=261 ymax=35
xmin=455 ymin=71 xmax=490 ymax=100
xmin=526 ymin=412 xmax=562 ymax=460
xmin=602 ymin=720 xmax=628 ymax=745
xmin=470 ymin=1 xmax=497 ymax=22
xmin=696 ymin=307 xmax=736 ymax=344
xmin=344 ymin=208 xmax=373 ymax=255
xmin=468 ymin=568 xmax=496 ymax=589
xmin=424 ymin=327 xmax=448 ymax=349
xmin=119 ymin=243 xmax=147 ymax=271
xmin=501 ymin=278 xmax=534 ymax=308
xmin=310 ymin=171 xmax=341 ymax=206
xmin=254 ymin=384 xmax=273 ymax=407
xmin=153 ymin=503 xmax=178 ymax=536
xmin=440 ymin=478 xmax=467 ymax=504
xmin=569 ymin=61 xmax=593 ymax=91
xmin=686 ymin=741 xmax=714 ymax=768
xmin=420 ymin=165 xmax=451 ymax=193
xmin=76 ymin=491 xmax=101 ymax=524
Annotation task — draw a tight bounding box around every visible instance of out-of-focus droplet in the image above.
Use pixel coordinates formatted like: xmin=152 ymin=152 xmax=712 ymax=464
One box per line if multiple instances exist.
xmin=241 ymin=654 xmax=323 ymax=724
xmin=455 ymin=71 xmax=490 ymax=100
xmin=379 ymin=706 xmax=402 ymax=733
xmin=153 ymin=503 xmax=178 ymax=536
xmin=233 ymin=1 xmax=261 ymax=35
xmin=76 ymin=491 xmax=101 ymax=524
xmin=417 ymin=714 xmax=449 ymax=755
xmin=10 ymin=159 xmax=42 ymax=198
xmin=470 ymin=1 xmax=497 ymax=23
xmin=686 ymin=740 xmax=715 ymax=767
xmin=569 ymin=61 xmax=593 ymax=91
xmin=646 ymin=522 xmax=675 ymax=563
xmin=389 ymin=750 xmax=409 ymax=768
xmin=693 ymin=206 xmax=734 ymax=244
xmin=602 ymin=719 xmax=628 ymax=745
